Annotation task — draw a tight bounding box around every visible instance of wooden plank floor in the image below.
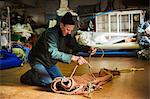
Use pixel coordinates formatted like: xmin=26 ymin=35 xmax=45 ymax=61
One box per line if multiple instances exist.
xmin=0 ymin=57 xmax=150 ymax=99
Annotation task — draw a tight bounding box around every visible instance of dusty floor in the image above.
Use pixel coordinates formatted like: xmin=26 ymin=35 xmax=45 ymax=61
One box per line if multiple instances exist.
xmin=0 ymin=57 xmax=150 ymax=99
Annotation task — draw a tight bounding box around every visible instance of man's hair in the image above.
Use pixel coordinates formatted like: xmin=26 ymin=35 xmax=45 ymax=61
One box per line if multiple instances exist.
xmin=61 ymin=12 xmax=75 ymax=25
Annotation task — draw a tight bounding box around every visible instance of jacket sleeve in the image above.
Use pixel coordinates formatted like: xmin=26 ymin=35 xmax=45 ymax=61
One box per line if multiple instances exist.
xmin=47 ymin=30 xmax=73 ymax=63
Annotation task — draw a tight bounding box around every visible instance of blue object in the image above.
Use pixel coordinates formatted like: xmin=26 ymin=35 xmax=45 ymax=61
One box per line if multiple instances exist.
xmin=77 ymin=50 xmax=137 ymax=57
xmin=0 ymin=50 xmax=22 ymax=70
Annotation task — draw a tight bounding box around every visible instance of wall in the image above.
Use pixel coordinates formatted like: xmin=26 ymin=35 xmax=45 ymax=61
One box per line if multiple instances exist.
xmin=0 ymin=0 xmax=149 ymax=25
xmin=24 ymin=0 xmax=99 ymax=24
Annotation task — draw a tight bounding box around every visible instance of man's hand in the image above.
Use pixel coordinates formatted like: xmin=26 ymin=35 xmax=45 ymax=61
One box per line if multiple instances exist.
xmin=89 ymin=47 xmax=97 ymax=55
xmin=71 ymin=55 xmax=88 ymax=65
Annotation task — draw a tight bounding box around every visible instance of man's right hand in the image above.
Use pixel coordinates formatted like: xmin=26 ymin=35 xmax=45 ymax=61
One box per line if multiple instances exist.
xmin=71 ymin=55 xmax=88 ymax=65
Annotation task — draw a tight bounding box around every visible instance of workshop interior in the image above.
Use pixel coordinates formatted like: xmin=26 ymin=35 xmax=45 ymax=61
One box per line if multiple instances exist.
xmin=0 ymin=0 xmax=150 ymax=99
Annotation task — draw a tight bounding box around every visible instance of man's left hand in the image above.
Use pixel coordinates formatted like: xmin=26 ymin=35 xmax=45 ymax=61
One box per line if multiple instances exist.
xmin=89 ymin=47 xmax=97 ymax=55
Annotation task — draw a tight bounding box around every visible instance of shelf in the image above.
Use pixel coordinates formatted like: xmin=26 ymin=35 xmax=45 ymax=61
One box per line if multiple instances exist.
xmin=95 ymin=10 xmax=144 ymax=33
xmin=0 ymin=7 xmax=11 ymax=50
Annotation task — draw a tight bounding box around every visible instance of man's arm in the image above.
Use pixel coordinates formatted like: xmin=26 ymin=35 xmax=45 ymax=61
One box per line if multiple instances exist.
xmin=47 ymin=30 xmax=73 ymax=63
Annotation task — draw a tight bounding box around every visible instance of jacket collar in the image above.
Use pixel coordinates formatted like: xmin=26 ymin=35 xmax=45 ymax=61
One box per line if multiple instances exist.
xmin=58 ymin=25 xmax=64 ymax=37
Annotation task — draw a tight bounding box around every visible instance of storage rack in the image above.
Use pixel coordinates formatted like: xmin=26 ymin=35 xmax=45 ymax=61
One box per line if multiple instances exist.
xmin=95 ymin=10 xmax=145 ymax=33
xmin=0 ymin=7 xmax=11 ymax=50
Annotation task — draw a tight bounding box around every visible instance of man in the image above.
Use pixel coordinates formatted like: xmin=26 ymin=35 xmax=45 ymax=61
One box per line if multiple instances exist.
xmin=20 ymin=12 xmax=96 ymax=87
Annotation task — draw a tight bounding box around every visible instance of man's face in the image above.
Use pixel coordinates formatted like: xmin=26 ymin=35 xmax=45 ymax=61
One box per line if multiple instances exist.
xmin=61 ymin=23 xmax=75 ymax=36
